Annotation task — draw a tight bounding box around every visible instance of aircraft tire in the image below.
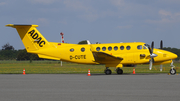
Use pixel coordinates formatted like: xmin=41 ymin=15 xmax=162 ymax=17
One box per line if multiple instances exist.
xmin=105 ymin=69 xmax=112 ymax=75
xmin=170 ymin=68 xmax=176 ymax=75
xmin=117 ymin=68 xmax=123 ymax=74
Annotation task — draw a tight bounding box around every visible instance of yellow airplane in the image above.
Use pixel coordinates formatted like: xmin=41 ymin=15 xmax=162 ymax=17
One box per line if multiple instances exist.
xmin=6 ymin=24 xmax=178 ymax=75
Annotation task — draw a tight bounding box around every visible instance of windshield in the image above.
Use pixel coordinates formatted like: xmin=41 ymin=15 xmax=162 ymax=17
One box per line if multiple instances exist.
xmin=144 ymin=44 xmax=150 ymax=49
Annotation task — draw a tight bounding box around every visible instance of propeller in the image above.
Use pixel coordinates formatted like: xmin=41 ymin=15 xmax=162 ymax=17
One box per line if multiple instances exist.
xmin=149 ymin=40 xmax=164 ymax=71
xmin=148 ymin=41 xmax=158 ymax=70
xmin=160 ymin=40 xmax=163 ymax=49
xmin=160 ymin=40 xmax=163 ymax=71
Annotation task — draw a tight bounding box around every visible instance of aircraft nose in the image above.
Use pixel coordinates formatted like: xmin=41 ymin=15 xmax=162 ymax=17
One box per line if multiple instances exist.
xmin=167 ymin=52 xmax=178 ymax=60
xmin=171 ymin=52 xmax=178 ymax=60
xmin=154 ymin=49 xmax=178 ymax=61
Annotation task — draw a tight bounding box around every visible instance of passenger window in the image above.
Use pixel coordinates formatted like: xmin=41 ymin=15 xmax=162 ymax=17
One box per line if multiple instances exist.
xmin=137 ymin=45 xmax=142 ymax=50
xmin=96 ymin=47 xmax=100 ymax=51
xmin=81 ymin=47 xmax=85 ymax=52
xmin=114 ymin=46 xmax=118 ymax=51
xmin=126 ymin=46 xmax=131 ymax=50
xmin=108 ymin=46 xmax=112 ymax=51
xmin=70 ymin=48 xmax=74 ymax=52
xmin=120 ymin=46 xmax=124 ymax=50
xmin=102 ymin=47 xmax=106 ymax=51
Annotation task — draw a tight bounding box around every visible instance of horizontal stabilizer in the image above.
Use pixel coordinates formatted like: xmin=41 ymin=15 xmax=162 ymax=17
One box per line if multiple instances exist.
xmin=38 ymin=54 xmax=60 ymax=60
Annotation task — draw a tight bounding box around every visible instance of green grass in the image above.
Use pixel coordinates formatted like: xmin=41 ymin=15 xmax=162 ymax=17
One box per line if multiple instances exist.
xmin=0 ymin=60 xmax=179 ymax=74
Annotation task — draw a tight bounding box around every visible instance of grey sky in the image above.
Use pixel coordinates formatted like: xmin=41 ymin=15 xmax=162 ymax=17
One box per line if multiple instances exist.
xmin=1 ymin=0 xmax=180 ymax=49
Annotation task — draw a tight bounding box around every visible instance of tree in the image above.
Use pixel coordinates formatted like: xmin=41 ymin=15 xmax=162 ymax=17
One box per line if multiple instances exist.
xmin=0 ymin=43 xmax=17 ymax=60
xmin=0 ymin=50 xmax=18 ymax=60
xmin=2 ymin=43 xmax=14 ymax=50
xmin=17 ymin=49 xmax=40 ymax=61
xmin=78 ymin=40 xmax=88 ymax=44
xmin=96 ymin=42 xmax=101 ymax=44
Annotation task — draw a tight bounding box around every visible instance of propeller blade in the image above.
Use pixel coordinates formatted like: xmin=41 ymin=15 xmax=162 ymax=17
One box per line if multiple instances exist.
xmin=149 ymin=59 xmax=153 ymax=70
xmin=160 ymin=40 xmax=163 ymax=49
xmin=151 ymin=41 xmax=154 ymax=53
xmin=148 ymin=47 xmax=152 ymax=54
xmin=152 ymin=58 xmax=155 ymax=63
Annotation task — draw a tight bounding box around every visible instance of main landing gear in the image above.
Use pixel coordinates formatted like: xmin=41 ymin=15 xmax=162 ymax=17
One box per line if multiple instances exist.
xmin=104 ymin=67 xmax=123 ymax=75
xmin=116 ymin=68 xmax=123 ymax=74
xmin=170 ymin=61 xmax=176 ymax=75
xmin=104 ymin=67 xmax=112 ymax=75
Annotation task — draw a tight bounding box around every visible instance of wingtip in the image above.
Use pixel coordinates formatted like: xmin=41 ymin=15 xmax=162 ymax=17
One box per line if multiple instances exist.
xmin=5 ymin=24 xmax=39 ymax=28
xmin=5 ymin=24 xmax=14 ymax=27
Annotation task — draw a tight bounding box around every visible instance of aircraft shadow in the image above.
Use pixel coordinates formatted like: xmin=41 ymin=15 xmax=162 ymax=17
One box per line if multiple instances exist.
xmin=90 ymin=73 xmax=164 ymax=76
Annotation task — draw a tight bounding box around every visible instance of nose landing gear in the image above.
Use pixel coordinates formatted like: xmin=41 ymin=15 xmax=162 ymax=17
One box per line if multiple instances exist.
xmin=170 ymin=61 xmax=176 ymax=75
xmin=170 ymin=68 xmax=176 ymax=75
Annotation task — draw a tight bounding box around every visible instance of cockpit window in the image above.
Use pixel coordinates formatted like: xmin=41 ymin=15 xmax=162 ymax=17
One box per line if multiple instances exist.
xmin=137 ymin=45 xmax=142 ymax=49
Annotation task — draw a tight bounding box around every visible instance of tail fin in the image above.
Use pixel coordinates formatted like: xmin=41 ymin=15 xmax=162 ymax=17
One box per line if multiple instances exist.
xmin=6 ymin=24 xmax=50 ymax=52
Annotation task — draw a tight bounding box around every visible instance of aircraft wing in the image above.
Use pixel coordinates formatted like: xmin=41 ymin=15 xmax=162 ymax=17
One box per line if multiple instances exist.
xmin=92 ymin=51 xmax=123 ymax=62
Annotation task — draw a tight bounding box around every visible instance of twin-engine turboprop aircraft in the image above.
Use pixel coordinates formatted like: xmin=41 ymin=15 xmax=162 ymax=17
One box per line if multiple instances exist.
xmin=6 ymin=24 xmax=178 ymax=75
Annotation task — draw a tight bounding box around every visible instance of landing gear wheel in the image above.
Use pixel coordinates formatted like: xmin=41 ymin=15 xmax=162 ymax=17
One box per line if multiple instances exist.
xmin=116 ymin=68 xmax=123 ymax=74
xmin=105 ymin=69 xmax=112 ymax=75
xmin=170 ymin=68 xmax=176 ymax=75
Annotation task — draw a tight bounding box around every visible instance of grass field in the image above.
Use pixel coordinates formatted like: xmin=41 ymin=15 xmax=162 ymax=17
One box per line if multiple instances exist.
xmin=0 ymin=60 xmax=179 ymax=74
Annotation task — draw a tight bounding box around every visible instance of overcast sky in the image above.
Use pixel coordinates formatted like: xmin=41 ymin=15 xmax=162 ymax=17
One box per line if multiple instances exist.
xmin=1 ymin=0 xmax=180 ymax=49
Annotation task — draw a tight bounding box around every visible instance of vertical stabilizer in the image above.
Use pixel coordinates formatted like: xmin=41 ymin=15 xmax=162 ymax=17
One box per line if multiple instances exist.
xmin=6 ymin=24 xmax=50 ymax=52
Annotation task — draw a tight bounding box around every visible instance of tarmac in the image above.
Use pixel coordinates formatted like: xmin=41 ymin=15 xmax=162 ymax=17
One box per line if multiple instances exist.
xmin=0 ymin=74 xmax=179 ymax=101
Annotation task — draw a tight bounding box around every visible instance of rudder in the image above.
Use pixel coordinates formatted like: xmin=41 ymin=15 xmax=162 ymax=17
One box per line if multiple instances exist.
xmin=6 ymin=24 xmax=50 ymax=52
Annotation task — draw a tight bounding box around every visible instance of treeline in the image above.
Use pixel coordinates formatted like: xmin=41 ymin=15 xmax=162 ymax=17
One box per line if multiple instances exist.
xmin=0 ymin=43 xmax=40 ymax=60
xmin=0 ymin=49 xmax=41 ymax=60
